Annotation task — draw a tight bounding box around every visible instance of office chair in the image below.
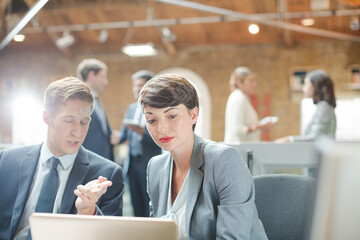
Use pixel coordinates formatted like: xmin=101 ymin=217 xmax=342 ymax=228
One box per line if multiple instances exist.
xmin=254 ymin=174 xmax=316 ymax=240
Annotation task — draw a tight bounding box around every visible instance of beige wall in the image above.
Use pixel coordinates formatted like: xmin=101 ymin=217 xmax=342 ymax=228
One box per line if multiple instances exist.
xmin=1 ymin=40 xmax=359 ymax=143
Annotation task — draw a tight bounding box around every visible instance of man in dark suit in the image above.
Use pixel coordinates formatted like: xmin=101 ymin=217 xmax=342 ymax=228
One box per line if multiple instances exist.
xmin=77 ymin=58 xmax=117 ymax=161
xmin=112 ymin=70 xmax=161 ymax=217
xmin=0 ymin=77 xmax=123 ymax=240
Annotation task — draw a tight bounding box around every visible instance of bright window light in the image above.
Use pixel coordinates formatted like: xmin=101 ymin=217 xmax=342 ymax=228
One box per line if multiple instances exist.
xmin=12 ymin=95 xmax=46 ymax=145
xmin=13 ymin=34 xmax=25 ymax=42
xmin=248 ymin=24 xmax=260 ymax=35
xmin=121 ymin=43 xmax=157 ymax=57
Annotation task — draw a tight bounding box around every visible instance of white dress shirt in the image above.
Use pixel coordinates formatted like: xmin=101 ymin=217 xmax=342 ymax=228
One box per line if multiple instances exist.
xmin=224 ymin=88 xmax=261 ymax=143
xmin=14 ymin=142 xmax=77 ymax=240
xmin=162 ymin=159 xmax=189 ymax=240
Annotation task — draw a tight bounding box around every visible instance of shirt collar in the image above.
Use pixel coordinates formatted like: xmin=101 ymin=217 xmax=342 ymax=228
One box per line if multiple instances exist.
xmin=90 ymin=90 xmax=98 ymax=99
xmin=41 ymin=142 xmax=78 ymax=170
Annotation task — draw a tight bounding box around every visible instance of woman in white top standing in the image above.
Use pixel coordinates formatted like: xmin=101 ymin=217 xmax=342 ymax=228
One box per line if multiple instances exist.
xmin=224 ymin=67 xmax=274 ymax=143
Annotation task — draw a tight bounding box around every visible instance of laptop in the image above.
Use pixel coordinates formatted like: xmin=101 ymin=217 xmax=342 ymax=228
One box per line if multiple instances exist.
xmin=29 ymin=213 xmax=178 ymax=240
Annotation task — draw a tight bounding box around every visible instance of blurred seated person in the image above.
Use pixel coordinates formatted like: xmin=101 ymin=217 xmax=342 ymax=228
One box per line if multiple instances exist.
xmin=276 ymin=69 xmax=336 ymax=143
xmin=139 ymin=74 xmax=268 ymax=240
xmin=224 ymin=66 xmax=275 ymax=143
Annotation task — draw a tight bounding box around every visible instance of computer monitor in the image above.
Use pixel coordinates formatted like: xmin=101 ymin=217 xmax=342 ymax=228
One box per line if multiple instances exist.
xmin=29 ymin=213 xmax=178 ymax=240
xmin=309 ymin=141 xmax=360 ymax=240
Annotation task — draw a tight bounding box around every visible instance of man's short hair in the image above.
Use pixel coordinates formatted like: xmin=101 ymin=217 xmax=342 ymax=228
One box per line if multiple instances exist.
xmin=44 ymin=77 xmax=94 ymax=116
xmin=131 ymin=70 xmax=155 ymax=82
xmin=76 ymin=58 xmax=108 ymax=82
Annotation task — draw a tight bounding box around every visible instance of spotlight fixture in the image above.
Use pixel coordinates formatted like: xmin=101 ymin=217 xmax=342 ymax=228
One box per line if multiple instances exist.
xmin=121 ymin=43 xmax=157 ymax=57
xmin=350 ymin=16 xmax=360 ymax=31
xmin=55 ymin=31 xmax=75 ymax=49
xmin=301 ymin=18 xmax=315 ymax=26
xmin=248 ymin=24 xmax=260 ymax=35
xmin=98 ymin=29 xmax=109 ymax=43
xmin=13 ymin=34 xmax=25 ymax=42
xmin=161 ymin=27 xmax=177 ymax=42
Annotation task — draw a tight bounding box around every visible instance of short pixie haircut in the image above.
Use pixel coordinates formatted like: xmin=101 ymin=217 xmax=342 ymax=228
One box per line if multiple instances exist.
xmin=138 ymin=74 xmax=199 ymax=130
xmin=44 ymin=77 xmax=94 ymax=116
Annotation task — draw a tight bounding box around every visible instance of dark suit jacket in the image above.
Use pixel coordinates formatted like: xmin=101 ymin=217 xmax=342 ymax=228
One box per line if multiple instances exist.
xmin=83 ymin=107 xmax=114 ymax=161
xmin=0 ymin=145 xmax=124 ymax=240
xmin=119 ymin=102 xmax=161 ymax=175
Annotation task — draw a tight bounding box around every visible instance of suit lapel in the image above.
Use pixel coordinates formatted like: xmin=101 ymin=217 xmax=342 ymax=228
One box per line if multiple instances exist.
xmin=157 ymin=154 xmax=172 ymax=216
xmin=185 ymin=135 xmax=205 ymax=234
xmin=10 ymin=145 xmax=41 ymax=239
xmin=92 ymin=111 xmax=105 ymax=135
xmin=59 ymin=146 xmax=90 ymax=213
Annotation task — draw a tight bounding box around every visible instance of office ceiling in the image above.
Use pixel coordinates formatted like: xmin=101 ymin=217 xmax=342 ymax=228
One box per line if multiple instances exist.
xmin=1 ymin=0 xmax=360 ymax=56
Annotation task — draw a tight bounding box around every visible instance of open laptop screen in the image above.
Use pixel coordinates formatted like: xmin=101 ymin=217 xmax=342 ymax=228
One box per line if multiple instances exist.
xmin=29 ymin=213 xmax=178 ymax=240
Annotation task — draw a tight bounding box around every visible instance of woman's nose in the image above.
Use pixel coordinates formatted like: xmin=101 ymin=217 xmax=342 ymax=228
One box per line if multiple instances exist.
xmin=158 ymin=119 xmax=169 ymax=134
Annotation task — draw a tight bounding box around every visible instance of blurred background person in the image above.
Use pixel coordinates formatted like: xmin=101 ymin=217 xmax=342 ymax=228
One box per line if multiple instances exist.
xmin=276 ymin=69 xmax=336 ymax=142
xmin=224 ymin=66 xmax=274 ymax=143
xmin=111 ymin=70 xmax=161 ymax=217
xmin=77 ymin=58 xmax=118 ymax=161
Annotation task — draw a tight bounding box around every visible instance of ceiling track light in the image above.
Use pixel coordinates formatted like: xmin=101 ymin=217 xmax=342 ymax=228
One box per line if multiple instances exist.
xmin=350 ymin=16 xmax=360 ymax=31
xmin=161 ymin=27 xmax=177 ymax=42
xmin=55 ymin=31 xmax=75 ymax=49
xmin=98 ymin=29 xmax=109 ymax=43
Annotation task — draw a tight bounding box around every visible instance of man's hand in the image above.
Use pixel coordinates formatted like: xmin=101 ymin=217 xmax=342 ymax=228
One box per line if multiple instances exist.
xmin=110 ymin=129 xmax=120 ymax=145
xmin=74 ymin=176 xmax=112 ymax=215
xmin=126 ymin=124 xmax=145 ymax=136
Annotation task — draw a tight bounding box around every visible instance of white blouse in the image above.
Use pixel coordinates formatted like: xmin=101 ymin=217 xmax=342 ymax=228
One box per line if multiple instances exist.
xmin=224 ymin=89 xmax=261 ymax=142
xmin=162 ymin=159 xmax=189 ymax=240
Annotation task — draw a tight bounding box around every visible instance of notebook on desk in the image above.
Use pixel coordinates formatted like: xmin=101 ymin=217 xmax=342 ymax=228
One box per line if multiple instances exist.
xmin=29 ymin=213 xmax=178 ymax=240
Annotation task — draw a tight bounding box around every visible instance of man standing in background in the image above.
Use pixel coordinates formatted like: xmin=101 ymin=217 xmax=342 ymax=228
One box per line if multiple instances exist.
xmin=112 ymin=70 xmax=161 ymax=217
xmin=77 ymin=58 xmax=119 ymax=161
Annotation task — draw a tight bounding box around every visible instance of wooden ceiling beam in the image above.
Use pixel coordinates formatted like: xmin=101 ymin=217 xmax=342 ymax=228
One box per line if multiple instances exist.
xmin=0 ymin=0 xmax=11 ymax=33
xmin=156 ymin=0 xmax=360 ymax=42
xmin=144 ymin=0 xmax=177 ymax=56
xmin=23 ymin=0 xmax=73 ymax=57
xmin=0 ymin=0 xmax=10 ymax=19
xmin=44 ymin=2 xmax=136 ymax=14
xmin=277 ymin=0 xmax=294 ymax=47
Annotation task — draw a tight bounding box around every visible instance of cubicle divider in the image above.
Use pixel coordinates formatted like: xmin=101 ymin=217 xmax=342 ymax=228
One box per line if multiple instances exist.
xmin=224 ymin=142 xmax=319 ymax=176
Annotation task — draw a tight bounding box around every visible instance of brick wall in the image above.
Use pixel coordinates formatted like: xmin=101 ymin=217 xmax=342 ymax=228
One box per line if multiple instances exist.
xmin=0 ymin=40 xmax=359 ymax=143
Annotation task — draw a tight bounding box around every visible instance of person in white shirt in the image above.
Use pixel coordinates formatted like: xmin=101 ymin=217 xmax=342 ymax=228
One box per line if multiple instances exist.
xmin=224 ymin=66 xmax=274 ymax=143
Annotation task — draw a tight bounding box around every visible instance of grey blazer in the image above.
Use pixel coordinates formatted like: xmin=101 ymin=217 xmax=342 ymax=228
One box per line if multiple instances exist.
xmin=147 ymin=135 xmax=268 ymax=240
xmin=294 ymin=101 xmax=337 ymax=141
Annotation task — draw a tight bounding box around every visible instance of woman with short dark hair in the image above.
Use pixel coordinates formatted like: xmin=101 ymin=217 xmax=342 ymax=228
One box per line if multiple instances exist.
xmin=139 ymin=74 xmax=268 ymax=240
